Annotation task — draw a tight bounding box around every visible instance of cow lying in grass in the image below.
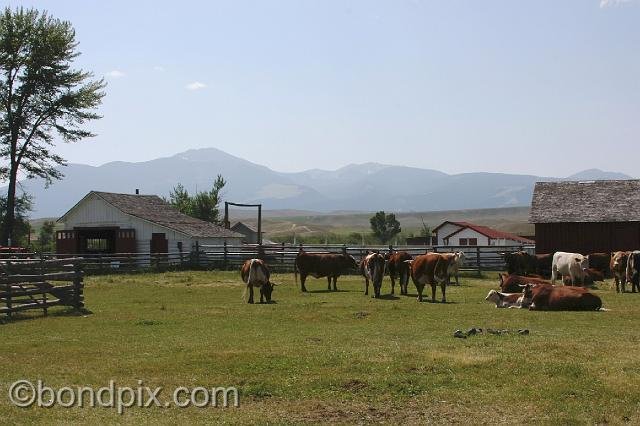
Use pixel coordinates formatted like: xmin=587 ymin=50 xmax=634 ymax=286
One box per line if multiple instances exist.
xmin=498 ymin=273 xmax=551 ymax=293
xmin=485 ymin=290 xmax=523 ymax=308
xmin=241 ymin=259 xmax=275 ymax=304
xmin=520 ymin=283 xmax=602 ymax=311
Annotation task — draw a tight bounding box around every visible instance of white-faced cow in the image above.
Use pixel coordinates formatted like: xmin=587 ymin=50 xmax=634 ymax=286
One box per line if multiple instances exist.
xmin=240 ymin=259 xmax=275 ymax=304
xmin=445 ymin=251 xmax=465 ymax=285
xmin=385 ymin=251 xmax=412 ymax=295
xmin=294 ymin=249 xmax=358 ymax=292
xmin=551 ymin=252 xmax=589 ymax=286
xmin=406 ymin=253 xmax=455 ymax=302
xmin=611 ymin=251 xmax=630 ymax=293
xmin=361 ymin=251 xmax=386 ymax=298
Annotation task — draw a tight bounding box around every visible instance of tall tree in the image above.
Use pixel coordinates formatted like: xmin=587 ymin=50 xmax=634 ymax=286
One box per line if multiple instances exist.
xmin=168 ymin=175 xmax=226 ymax=224
xmin=0 ymin=7 xmax=105 ymax=245
xmin=369 ymin=211 xmax=401 ymax=244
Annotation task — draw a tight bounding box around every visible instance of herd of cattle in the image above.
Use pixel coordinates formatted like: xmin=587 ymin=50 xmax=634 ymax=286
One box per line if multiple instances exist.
xmin=240 ymin=249 xmax=640 ymax=311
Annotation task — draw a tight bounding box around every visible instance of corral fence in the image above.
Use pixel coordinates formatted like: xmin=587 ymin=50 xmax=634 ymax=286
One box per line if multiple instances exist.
xmin=0 ymin=257 xmax=84 ymax=318
xmin=3 ymin=243 xmax=534 ymax=275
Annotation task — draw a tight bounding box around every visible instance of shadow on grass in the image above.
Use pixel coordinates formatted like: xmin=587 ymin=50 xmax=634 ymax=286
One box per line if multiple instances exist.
xmin=0 ymin=307 xmax=92 ymax=325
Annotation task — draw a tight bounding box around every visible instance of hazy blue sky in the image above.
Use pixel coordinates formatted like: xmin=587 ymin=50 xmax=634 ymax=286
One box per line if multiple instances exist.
xmin=7 ymin=0 xmax=640 ymax=176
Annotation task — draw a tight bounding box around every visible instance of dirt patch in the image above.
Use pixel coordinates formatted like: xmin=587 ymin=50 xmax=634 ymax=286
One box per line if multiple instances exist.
xmin=354 ymin=311 xmax=369 ymax=319
xmin=342 ymin=379 xmax=368 ymax=392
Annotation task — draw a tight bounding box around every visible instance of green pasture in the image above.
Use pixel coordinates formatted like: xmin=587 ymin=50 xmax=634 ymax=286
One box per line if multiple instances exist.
xmin=1 ymin=271 xmax=639 ymax=424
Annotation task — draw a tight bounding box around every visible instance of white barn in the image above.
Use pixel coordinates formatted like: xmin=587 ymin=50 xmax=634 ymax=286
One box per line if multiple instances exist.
xmin=56 ymin=191 xmax=243 ymax=255
xmin=432 ymin=221 xmax=534 ymax=247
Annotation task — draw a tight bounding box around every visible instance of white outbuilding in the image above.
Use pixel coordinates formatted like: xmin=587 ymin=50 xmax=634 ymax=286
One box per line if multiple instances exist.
xmin=56 ymin=191 xmax=243 ymax=255
xmin=432 ymin=221 xmax=534 ymax=247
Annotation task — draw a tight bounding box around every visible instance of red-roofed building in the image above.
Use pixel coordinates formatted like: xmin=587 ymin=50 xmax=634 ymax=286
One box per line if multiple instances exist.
xmin=433 ymin=221 xmax=534 ymax=247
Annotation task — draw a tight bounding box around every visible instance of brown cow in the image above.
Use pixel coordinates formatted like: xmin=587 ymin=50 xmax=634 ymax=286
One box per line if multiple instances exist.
xmin=240 ymin=259 xmax=275 ymax=304
xmin=294 ymin=250 xmax=358 ymax=292
xmin=503 ymin=251 xmax=536 ymax=275
xmin=610 ymin=251 xmax=630 ymax=293
xmin=587 ymin=252 xmax=611 ymax=277
xmin=626 ymin=251 xmax=640 ymax=293
xmin=534 ymin=253 xmax=553 ymax=278
xmin=385 ymin=251 xmax=412 ymax=295
xmin=561 ymin=268 xmax=604 ymax=287
xmin=407 ymin=253 xmax=454 ymax=302
xmin=520 ymin=283 xmax=602 ymax=311
xmin=361 ymin=251 xmax=386 ymax=298
xmin=498 ymin=273 xmax=551 ymax=293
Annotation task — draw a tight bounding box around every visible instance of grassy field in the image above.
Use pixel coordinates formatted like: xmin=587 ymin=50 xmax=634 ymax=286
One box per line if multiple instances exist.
xmin=1 ymin=271 xmax=639 ymax=424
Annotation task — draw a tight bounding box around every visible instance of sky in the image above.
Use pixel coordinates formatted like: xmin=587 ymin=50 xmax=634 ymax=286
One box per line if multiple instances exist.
xmin=5 ymin=0 xmax=640 ymax=177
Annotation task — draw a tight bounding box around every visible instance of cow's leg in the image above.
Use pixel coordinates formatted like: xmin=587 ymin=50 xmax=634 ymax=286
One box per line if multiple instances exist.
xmin=632 ymin=276 xmax=638 ymax=293
xmin=327 ymin=276 xmax=332 ymax=291
xmin=551 ymin=266 xmax=557 ymax=285
xmin=431 ymin=283 xmax=437 ymax=302
xmin=247 ymin=285 xmax=254 ymax=304
xmin=260 ymin=286 xmax=265 ymax=303
xmin=401 ymin=272 xmax=408 ymax=295
xmin=455 ymin=273 xmax=460 ymax=286
xmin=364 ymin=277 xmax=369 ymax=295
xmin=415 ymin=283 xmax=424 ymax=302
xmin=332 ymin=276 xmax=338 ymax=291
xmin=614 ymin=276 xmax=620 ymax=293
xmin=441 ymin=282 xmax=447 ymax=303
xmin=390 ymin=274 xmax=396 ymax=295
xmin=300 ymin=274 xmax=308 ymax=292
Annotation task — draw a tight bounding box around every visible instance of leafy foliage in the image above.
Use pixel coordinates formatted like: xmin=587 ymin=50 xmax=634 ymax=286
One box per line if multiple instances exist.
xmin=37 ymin=219 xmax=55 ymax=250
xmin=369 ymin=211 xmax=401 ymax=244
xmin=0 ymin=7 xmax=105 ymax=244
xmin=168 ymin=175 xmax=226 ymax=224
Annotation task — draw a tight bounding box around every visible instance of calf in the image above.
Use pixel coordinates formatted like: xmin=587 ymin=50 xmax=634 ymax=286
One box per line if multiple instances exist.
xmin=361 ymin=251 xmax=386 ymax=298
xmin=626 ymin=251 xmax=640 ymax=293
xmin=385 ymin=251 xmax=412 ymax=295
xmin=485 ymin=290 xmax=523 ymax=308
xmin=551 ymin=252 xmax=589 ymax=286
xmin=610 ymin=251 xmax=630 ymax=293
xmin=240 ymin=259 xmax=275 ymax=304
xmin=521 ymin=283 xmax=602 ymax=311
xmin=294 ymin=250 xmax=358 ymax=292
xmin=562 ymin=268 xmax=603 ymax=287
xmin=407 ymin=253 xmax=454 ymax=302
xmin=498 ymin=273 xmax=551 ymax=293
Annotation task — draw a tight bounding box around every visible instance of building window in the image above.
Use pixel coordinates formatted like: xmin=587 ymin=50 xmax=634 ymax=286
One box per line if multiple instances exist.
xmin=86 ymin=238 xmax=109 ymax=251
xmin=469 ymin=238 xmax=478 ymax=246
xmin=459 ymin=238 xmax=468 ymax=246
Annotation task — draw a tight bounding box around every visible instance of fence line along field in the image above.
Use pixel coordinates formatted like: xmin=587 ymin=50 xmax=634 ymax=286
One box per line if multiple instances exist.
xmin=0 ymin=270 xmax=638 ymax=424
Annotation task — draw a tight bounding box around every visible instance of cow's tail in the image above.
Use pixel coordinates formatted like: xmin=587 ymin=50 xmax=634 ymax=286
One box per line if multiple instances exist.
xmin=597 ymin=307 xmax=611 ymax=312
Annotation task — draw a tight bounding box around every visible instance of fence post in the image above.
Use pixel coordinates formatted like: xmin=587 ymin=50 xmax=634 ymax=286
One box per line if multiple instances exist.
xmin=223 ymin=241 xmax=228 ymax=270
xmin=388 ymin=244 xmax=393 ymax=254
xmin=281 ymin=242 xmax=285 ymax=267
xmin=476 ymin=246 xmax=482 ymax=276
xmin=195 ymin=241 xmax=200 ymax=268
xmin=5 ymin=261 xmax=11 ymax=319
xmin=73 ymin=261 xmax=83 ymax=311
xmin=40 ymin=254 xmax=47 ymax=316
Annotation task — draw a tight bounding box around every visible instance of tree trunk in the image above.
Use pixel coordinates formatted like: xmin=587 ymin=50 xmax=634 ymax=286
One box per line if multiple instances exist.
xmin=1 ymin=169 xmax=18 ymax=246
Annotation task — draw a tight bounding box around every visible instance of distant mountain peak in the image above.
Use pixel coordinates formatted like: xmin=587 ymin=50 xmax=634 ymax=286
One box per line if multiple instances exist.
xmin=566 ymin=168 xmax=633 ymax=181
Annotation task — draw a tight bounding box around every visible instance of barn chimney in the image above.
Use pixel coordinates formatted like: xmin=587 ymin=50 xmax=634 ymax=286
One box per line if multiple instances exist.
xmin=135 ymin=189 xmax=139 ymax=195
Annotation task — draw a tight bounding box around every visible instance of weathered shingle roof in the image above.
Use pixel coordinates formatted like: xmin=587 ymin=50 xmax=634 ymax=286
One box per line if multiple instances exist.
xmin=530 ymin=180 xmax=640 ymax=223
xmin=65 ymin=191 xmax=243 ymax=239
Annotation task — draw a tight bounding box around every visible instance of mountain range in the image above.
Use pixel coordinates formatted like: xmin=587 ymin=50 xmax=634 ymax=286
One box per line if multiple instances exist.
xmin=7 ymin=147 xmax=635 ymax=218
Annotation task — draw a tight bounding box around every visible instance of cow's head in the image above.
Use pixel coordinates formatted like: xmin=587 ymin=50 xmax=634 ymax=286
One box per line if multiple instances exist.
xmin=345 ymin=254 xmax=359 ymax=270
xmin=577 ymin=255 xmax=590 ymax=275
xmin=485 ymin=289 xmax=500 ymax=304
xmin=261 ymin=282 xmax=276 ymax=303
xmin=519 ymin=284 xmax=535 ymax=308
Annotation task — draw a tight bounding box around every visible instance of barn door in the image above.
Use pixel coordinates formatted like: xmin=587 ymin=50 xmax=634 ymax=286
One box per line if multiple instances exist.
xmin=115 ymin=229 xmax=136 ymax=253
xmin=150 ymin=233 xmax=168 ymax=254
xmin=56 ymin=230 xmax=78 ymax=255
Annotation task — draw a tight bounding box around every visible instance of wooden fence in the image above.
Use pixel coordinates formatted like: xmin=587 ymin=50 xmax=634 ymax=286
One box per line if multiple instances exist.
xmin=4 ymin=243 xmax=534 ymax=275
xmin=0 ymin=258 xmax=84 ymax=318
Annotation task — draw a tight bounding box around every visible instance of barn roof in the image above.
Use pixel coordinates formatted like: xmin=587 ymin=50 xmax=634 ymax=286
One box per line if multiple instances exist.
xmin=60 ymin=191 xmax=243 ymax=239
xmin=530 ymin=180 xmax=640 ymax=223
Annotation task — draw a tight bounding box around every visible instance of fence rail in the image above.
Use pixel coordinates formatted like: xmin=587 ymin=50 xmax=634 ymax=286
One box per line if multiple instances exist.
xmin=0 ymin=243 xmax=534 ymax=275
